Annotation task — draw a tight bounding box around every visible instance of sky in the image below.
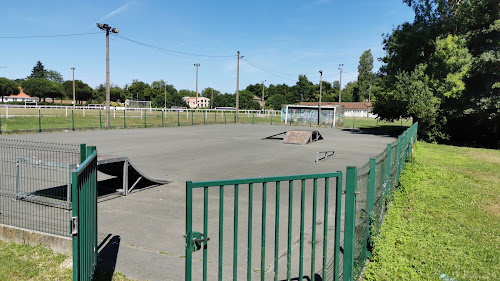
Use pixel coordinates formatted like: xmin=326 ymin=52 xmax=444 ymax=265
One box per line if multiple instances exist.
xmin=0 ymin=0 xmax=415 ymax=94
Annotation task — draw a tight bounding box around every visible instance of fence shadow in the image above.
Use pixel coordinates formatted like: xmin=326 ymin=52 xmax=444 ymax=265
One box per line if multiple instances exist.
xmin=341 ymin=126 xmax=407 ymax=137
xmin=95 ymin=234 xmax=121 ymax=281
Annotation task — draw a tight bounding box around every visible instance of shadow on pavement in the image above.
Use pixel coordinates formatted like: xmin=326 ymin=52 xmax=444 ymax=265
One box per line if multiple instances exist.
xmin=94 ymin=234 xmax=121 ymax=281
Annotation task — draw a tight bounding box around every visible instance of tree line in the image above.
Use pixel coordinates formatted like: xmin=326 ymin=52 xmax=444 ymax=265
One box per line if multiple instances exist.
xmin=1 ymin=54 xmax=378 ymax=110
xmin=372 ymin=0 xmax=499 ymax=148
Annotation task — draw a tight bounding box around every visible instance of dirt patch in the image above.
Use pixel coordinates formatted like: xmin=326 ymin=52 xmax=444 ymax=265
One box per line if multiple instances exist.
xmin=466 ymin=150 xmax=500 ymax=165
xmin=486 ymin=203 xmax=500 ymax=217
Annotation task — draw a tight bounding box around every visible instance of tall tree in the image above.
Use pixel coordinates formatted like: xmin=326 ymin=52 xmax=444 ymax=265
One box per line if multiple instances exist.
xmin=357 ymin=49 xmax=374 ymax=102
xmin=0 ymin=77 xmax=19 ymax=102
xmin=46 ymin=70 xmax=64 ymax=83
xmin=375 ymin=0 xmax=499 ymax=147
xmin=30 ymin=61 xmax=47 ymax=79
xmin=21 ymin=78 xmax=62 ymax=102
xmin=62 ymin=80 xmax=93 ymax=103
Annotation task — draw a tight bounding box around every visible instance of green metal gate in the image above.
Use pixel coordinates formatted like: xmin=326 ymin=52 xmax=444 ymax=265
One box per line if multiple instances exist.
xmin=72 ymin=145 xmax=98 ymax=281
xmin=185 ymin=172 xmax=343 ymax=281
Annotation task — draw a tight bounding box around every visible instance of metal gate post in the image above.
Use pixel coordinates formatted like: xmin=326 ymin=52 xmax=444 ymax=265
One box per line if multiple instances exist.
xmin=185 ymin=181 xmax=194 ymax=281
xmin=343 ymin=166 xmax=357 ymax=281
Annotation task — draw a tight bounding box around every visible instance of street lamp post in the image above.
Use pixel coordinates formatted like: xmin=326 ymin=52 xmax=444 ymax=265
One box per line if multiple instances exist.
xmin=319 ymin=70 xmax=323 ymax=125
xmin=97 ymin=23 xmax=119 ymax=128
xmin=261 ymin=79 xmax=266 ymax=109
xmin=194 ymin=64 xmax=200 ymax=110
xmin=71 ymin=67 xmax=75 ymax=106
xmin=164 ymin=80 xmax=168 ymax=109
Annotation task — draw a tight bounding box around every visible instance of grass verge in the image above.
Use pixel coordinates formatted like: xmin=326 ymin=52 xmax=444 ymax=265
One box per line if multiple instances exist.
xmin=364 ymin=142 xmax=500 ymax=280
xmin=0 ymin=240 xmax=135 ymax=281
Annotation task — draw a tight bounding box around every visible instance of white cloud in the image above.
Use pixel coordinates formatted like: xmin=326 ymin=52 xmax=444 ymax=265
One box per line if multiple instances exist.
xmin=98 ymin=1 xmax=136 ymax=22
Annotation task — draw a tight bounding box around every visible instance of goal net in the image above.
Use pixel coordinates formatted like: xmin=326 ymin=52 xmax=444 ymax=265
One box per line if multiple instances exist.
xmin=126 ymin=100 xmax=152 ymax=109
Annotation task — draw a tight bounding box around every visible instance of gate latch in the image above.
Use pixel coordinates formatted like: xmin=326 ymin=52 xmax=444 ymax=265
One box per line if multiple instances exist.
xmin=191 ymin=232 xmax=209 ymax=252
xmin=71 ymin=217 xmax=78 ymax=235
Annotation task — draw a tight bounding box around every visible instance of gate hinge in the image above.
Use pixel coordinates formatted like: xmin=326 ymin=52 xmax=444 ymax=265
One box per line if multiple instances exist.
xmin=71 ymin=217 xmax=78 ymax=235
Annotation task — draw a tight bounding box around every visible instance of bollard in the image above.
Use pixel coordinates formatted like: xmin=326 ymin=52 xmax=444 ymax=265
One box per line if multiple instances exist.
xmin=124 ymin=109 xmax=126 ymax=128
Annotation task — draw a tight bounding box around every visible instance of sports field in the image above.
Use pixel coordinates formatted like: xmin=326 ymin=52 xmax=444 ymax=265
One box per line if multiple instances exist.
xmin=1 ymin=124 xmax=396 ymax=280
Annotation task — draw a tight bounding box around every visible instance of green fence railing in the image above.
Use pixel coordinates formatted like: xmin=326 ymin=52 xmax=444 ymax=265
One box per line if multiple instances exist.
xmin=343 ymin=122 xmax=418 ymax=280
xmin=71 ymin=145 xmax=98 ymax=281
xmin=185 ymin=172 xmax=343 ymax=281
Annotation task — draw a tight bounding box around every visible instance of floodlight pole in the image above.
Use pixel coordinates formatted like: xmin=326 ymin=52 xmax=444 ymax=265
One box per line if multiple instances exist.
xmin=319 ymin=70 xmax=322 ymax=125
xmin=194 ymin=64 xmax=200 ymax=110
xmin=339 ymin=64 xmax=343 ymax=104
xmin=261 ymin=80 xmax=266 ymax=108
xmin=97 ymin=23 xmax=119 ymax=128
xmin=71 ymin=67 xmax=75 ymax=107
xmin=164 ymin=80 xmax=167 ymax=109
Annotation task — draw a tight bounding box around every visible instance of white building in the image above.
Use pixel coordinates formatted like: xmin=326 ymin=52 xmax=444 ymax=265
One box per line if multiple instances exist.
xmin=2 ymin=87 xmax=36 ymax=103
xmin=183 ymin=96 xmax=210 ymax=108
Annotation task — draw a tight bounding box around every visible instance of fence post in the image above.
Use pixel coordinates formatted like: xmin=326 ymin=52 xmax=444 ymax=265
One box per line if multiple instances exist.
xmin=396 ymin=136 xmax=402 ymax=182
xmin=38 ymin=108 xmax=42 ymax=133
xmin=72 ymin=109 xmax=75 ymax=131
xmin=353 ymin=115 xmax=356 ymax=129
xmin=385 ymin=143 xmax=392 ymax=196
xmin=144 ymin=110 xmax=147 ymax=127
xmin=99 ymin=109 xmax=102 ymax=129
xmin=203 ymin=110 xmax=206 ymax=125
xmin=177 ymin=110 xmax=180 ymax=126
xmin=224 ymin=112 xmax=227 ymax=124
xmin=270 ymin=113 xmax=273 ymax=125
xmin=367 ymin=157 xmax=376 ymax=258
xmin=124 ymin=109 xmax=126 ymax=129
xmin=0 ymin=110 xmax=3 ymax=134
xmin=80 ymin=143 xmax=87 ymax=163
xmin=185 ymin=181 xmax=193 ymax=281
xmin=214 ymin=111 xmax=217 ymax=124
xmin=343 ymin=166 xmax=357 ymax=281
xmin=191 ymin=111 xmax=194 ymax=125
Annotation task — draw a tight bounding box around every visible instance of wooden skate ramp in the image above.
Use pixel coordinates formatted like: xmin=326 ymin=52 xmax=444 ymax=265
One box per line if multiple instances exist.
xmin=282 ymin=130 xmax=323 ymax=145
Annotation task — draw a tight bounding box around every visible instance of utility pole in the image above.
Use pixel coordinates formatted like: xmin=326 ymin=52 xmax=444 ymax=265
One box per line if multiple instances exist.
xmin=97 ymin=23 xmax=119 ymax=128
xmin=319 ymin=70 xmax=323 ymax=125
xmin=236 ymin=51 xmax=243 ymax=122
xmin=211 ymin=88 xmax=214 ymax=109
xmin=164 ymin=80 xmax=167 ymax=109
xmin=71 ymin=67 xmax=75 ymax=106
xmin=338 ymin=63 xmax=344 ymax=104
xmin=261 ymin=80 xmax=266 ymax=109
xmin=194 ymin=63 xmax=200 ymax=110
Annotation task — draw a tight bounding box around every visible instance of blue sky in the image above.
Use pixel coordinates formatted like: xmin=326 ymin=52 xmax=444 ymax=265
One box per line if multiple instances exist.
xmin=0 ymin=0 xmax=414 ymax=94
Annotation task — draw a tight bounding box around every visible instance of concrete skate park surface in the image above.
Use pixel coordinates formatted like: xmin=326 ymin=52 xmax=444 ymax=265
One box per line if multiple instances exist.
xmin=3 ymin=124 xmax=395 ymax=280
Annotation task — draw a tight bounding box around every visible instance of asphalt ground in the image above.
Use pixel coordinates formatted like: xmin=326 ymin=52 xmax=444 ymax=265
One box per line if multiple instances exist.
xmin=2 ymin=124 xmax=395 ymax=280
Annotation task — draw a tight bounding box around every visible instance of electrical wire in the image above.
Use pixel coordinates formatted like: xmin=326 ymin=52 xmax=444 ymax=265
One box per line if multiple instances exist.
xmin=242 ymin=60 xmax=297 ymax=82
xmin=113 ymin=34 xmax=236 ymax=59
xmin=0 ymin=32 xmax=101 ymax=38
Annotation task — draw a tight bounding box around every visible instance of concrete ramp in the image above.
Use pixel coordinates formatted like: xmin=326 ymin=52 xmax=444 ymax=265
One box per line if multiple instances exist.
xmin=97 ymin=154 xmax=168 ymax=197
xmin=282 ymin=130 xmax=324 ymax=145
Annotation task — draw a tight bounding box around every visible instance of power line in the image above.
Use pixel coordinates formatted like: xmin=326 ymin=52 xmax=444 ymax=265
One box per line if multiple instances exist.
xmin=113 ymin=34 xmax=235 ymax=59
xmin=242 ymin=60 xmax=296 ymax=82
xmin=0 ymin=32 xmax=101 ymax=38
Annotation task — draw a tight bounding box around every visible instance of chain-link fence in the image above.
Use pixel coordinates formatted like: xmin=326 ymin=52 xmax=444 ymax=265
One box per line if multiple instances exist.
xmin=343 ymin=122 xmax=418 ymax=280
xmin=0 ymin=138 xmax=82 ymax=236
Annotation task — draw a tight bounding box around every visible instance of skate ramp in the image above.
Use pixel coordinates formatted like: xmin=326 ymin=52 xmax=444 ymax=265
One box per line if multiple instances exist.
xmin=97 ymin=154 xmax=169 ymax=197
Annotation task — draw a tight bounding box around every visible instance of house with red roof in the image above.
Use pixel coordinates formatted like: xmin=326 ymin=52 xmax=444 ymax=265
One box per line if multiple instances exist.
xmin=3 ymin=87 xmax=36 ymax=103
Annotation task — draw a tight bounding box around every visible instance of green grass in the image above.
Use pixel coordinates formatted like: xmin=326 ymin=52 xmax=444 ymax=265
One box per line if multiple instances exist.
xmin=343 ymin=117 xmax=412 ymax=130
xmin=364 ymin=142 xmax=500 ymax=281
xmin=0 ymin=240 xmax=135 ymax=281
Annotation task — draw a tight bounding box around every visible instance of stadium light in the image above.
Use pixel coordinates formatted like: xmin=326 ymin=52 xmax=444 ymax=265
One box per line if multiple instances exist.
xmin=96 ymin=23 xmax=119 ymax=128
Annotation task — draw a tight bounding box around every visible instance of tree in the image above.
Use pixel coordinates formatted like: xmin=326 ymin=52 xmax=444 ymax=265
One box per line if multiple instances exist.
xmin=30 ymin=61 xmax=47 ymax=79
xmin=293 ymin=75 xmax=314 ymax=102
xmin=62 ymin=80 xmax=93 ymax=103
xmin=341 ymin=81 xmax=357 ymax=102
xmin=46 ymin=70 xmax=64 ymax=83
xmin=357 ymin=50 xmax=374 ymax=102
xmin=238 ymin=90 xmax=261 ymax=110
xmin=266 ymin=94 xmax=285 ymax=110
xmin=376 ymin=0 xmax=500 ymax=147
xmin=0 ymin=77 xmax=19 ymax=102
xmin=178 ymin=89 xmax=197 ymax=98
xmin=21 ymin=78 xmax=62 ymax=102
xmin=126 ymin=80 xmax=151 ymax=101
xmin=213 ymin=93 xmax=235 ymax=108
